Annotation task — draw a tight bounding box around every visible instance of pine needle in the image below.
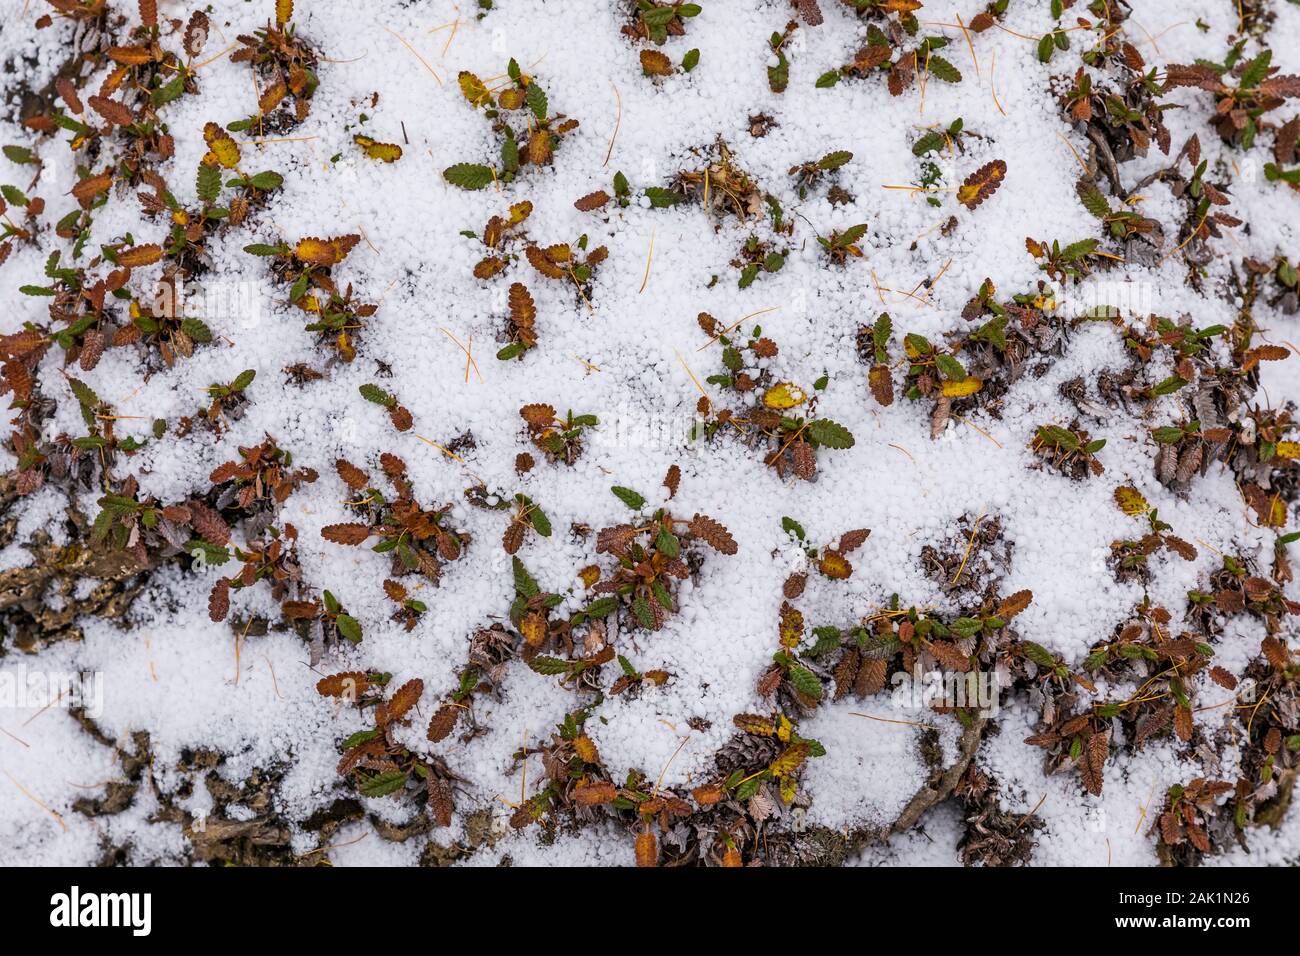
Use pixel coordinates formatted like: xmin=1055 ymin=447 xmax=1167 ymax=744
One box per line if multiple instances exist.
xmin=888 ymin=442 xmax=916 ymax=464
xmin=638 ymin=227 xmax=655 ymax=294
xmin=604 ymin=80 xmax=622 ymax=167
xmin=697 ymin=307 xmax=779 ymax=350
xmin=675 ymin=349 xmax=708 ymax=398
xmin=439 ymin=327 xmax=483 ymax=383
xmin=5 ymin=771 xmax=68 ymax=831
xmin=1012 ymin=792 xmax=1047 ymax=832
xmin=950 ymin=509 xmax=987 ymax=585
xmin=955 ymin=13 xmax=979 ymax=78
xmin=415 ymin=433 xmax=467 ymax=464
xmin=957 ymin=415 xmax=1003 ymax=448
xmin=651 ymin=732 xmax=692 ymax=796
xmin=384 ymin=26 xmax=444 ymax=86
xmin=1055 ymin=130 xmax=1089 ymax=173
xmin=264 ymin=654 xmax=284 ymax=699
xmin=990 ymin=50 xmax=1006 ymax=116
xmin=849 ymin=711 xmax=937 ymax=730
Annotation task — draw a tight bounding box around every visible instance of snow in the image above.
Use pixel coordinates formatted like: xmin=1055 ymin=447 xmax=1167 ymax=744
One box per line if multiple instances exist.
xmin=0 ymin=0 xmax=1296 ymax=866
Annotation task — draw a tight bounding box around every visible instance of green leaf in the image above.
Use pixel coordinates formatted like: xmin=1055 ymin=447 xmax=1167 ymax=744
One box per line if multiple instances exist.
xmin=358 ymin=770 xmax=407 ymax=797
xmin=610 ymin=485 xmax=646 ymax=510
xmin=512 ymin=556 xmax=540 ymax=598
xmin=525 ymin=82 xmax=548 ymax=122
xmin=912 ymin=130 xmax=946 ymax=156
xmin=818 ymin=150 xmax=853 ymax=170
xmin=1037 ymin=32 xmax=1056 ymax=63
xmin=528 ymin=656 xmax=569 ymax=676
xmin=2 ymin=145 xmax=34 ymax=165
xmin=359 ymin=383 xmax=393 ymax=406
xmin=643 ymin=186 xmax=683 ymax=208
xmin=789 ymin=665 xmax=823 ymax=700
xmin=1240 ymin=48 xmax=1271 ymax=89
xmin=1076 ymin=180 xmax=1110 ymax=219
xmin=196 ymin=163 xmax=222 ymax=204
xmin=443 ymin=163 xmax=494 ymax=190
xmin=927 ymin=55 xmax=962 ymax=83
xmin=631 ymin=596 xmax=655 ymax=629
xmin=807 ymin=419 xmax=855 ymax=449
xmin=586 ymin=597 xmax=619 ymax=618
xmin=528 ymin=505 xmax=552 ymax=537
xmin=682 ymin=48 xmax=700 ymax=72
xmin=246 ymin=170 xmax=283 ymax=191
xmin=815 ymin=70 xmax=841 ymax=89
xmin=1 ymin=184 xmax=29 ymax=207
xmin=1021 ymin=641 xmax=1057 ymax=669
xmin=67 ymin=377 xmax=99 ymax=409
xmin=244 ymin=242 xmax=287 ymax=256
xmin=935 ymin=353 xmax=966 ymax=381
xmin=335 ymin=614 xmax=363 ymax=644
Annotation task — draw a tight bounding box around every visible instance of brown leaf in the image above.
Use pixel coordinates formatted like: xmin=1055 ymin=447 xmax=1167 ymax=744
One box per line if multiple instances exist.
xmin=634 ymin=830 xmax=658 ymax=867
xmin=838 ymin=528 xmax=871 ymax=553
xmin=88 ymin=94 xmax=133 ymax=126
xmin=639 ymin=49 xmax=673 ymax=76
xmin=520 ymin=402 xmax=556 ymax=427
xmin=427 ymin=703 xmax=458 ymax=742
xmin=995 ymin=589 xmax=1034 ymax=620
xmin=335 ymin=458 xmax=368 ymax=490
xmin=317 ymin=671 xmax=369 ymax=699
xmin=663 ymin=463 xmax=681 ymax=498
xmin=570 ymin=779 xmax=617 ymax=807
xmin=689 ymin=513 xmax=737 ymax=555
xmin=208 ymin=578 xmax=230 ymax=622
xmin=574 ymin=190 xmax=610 ymax=211
xmin=187 ymin=499 xmax=230 ymax=546
xmin=321 ymin=523 xmax=372 ymax=545
xmin=957 ymin=159 xmax=1007 ymax=210
xmin=869 ymin=364 xmax=894 ymax=406
xmin=385 ymin=679 xmax=424 ymax=723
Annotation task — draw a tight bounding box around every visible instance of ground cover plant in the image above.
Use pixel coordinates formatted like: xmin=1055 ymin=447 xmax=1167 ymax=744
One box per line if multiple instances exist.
xmin=0 ymin=0 xmax=1297 ymax=869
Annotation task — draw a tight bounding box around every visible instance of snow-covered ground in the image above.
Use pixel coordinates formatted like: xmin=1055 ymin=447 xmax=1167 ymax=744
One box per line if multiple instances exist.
xmin=0 ymin=0 xmax=1297 ymax=867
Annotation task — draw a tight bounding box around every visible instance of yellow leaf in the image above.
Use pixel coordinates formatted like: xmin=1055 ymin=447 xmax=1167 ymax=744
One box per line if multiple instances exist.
xmin=763 ymin=382 xmax=807 ymax=411
xmin=770 ymin=743 xmax=809 ymax=778
xmin=203 ymin=122 xmax=241 ymax=169
xmin=779 ymin=774 xmax=798 ymax=805
xmin=117 ymin=244 xmax=162 ymax=268
xmin=509 ymin=200 xmax=533 ymax=224
xmin=941 ymin=377 xmax=982 ymax=397
xmin=457 ymin=71 xmax=491 ymax=107
xmin=276 ymin=0 xmax=293 ymax=26
xmin=776 ymin=714 xmax=793 ymax=743
xmin=1114 ymin=485 xmax=1149 ymax=516
xmin=354 ymin=134 xmax=403 ymax=163
xmin=1276 ymin=441 xmax=1300 ymax=460
xmin=294 ymin=238 xmax=336 ymax=264
xmin=520 ymin=610 xmax=547 ymax=647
